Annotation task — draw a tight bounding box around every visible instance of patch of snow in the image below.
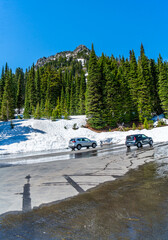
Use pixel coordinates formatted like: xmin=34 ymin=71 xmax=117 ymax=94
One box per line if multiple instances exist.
xmin=77 ymin=58 xmax=85 ymax=66
xmin=153 ymin=118 xmax=168 ymax=127
xmin=0 ymin=115 xmax=168 ymax=155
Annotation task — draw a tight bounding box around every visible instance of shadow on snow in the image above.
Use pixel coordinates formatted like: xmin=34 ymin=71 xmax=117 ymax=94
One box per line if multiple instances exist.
xmin=0 ymin=120 xmax=46 ymax=147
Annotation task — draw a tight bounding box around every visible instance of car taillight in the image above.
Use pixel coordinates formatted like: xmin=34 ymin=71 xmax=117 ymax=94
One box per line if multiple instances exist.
xmin=134 ymin=137 xmax=136 ymax=140
xmin=72 ymin=140 xmax=76 ymax=143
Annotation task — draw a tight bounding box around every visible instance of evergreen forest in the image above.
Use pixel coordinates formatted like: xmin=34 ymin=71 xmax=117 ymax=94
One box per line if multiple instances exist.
xmin=0 ymin=44 xmax=168 ymax=129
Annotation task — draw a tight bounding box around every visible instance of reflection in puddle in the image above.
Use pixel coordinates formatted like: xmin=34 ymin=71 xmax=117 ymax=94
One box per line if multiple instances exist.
xmin=71 ymin=150 xmax=98 ymax=159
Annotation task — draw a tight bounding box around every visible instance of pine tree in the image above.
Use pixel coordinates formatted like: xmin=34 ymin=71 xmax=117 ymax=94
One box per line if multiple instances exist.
xmin=158 ymin=55 xmax=168 ymax=116
xmin=60 ymin=87 xmax=65 ymax=115
xmin=117 ymin=59 xmax=132 ymax=123
xmin=44 ymin=99 xmax=51 ymax=119
xmin=97 ymin=53 xmax=107 ymax=121
xmin=24 ymin=64 xmax=36 ymax=114
xmin=144 ymin=117 xmax=149 ymax=129
xmin=46 ymin=75 xmax=51 ymax=102
xmin=40 ymin=99 xmax=45 ymax=117
xmin=29 ymin=64 xmax=36 ymax=112
xmin=56 ymin=97 xmax=62 ymax=118
xmin=23 ymin=98 xmax=30 ymax=119
xmin=34 ymin=102 xmax=41 ymax=119
xmin=16 ymin=74 xmax=22 ymax=114
xmin=140 ymin=43 xmax=145 ymax=60
xmin=1 ymin=68 xmax=15 ymax=120
xmin=23 ymin=76 xmax=31 ymax=119
xmin=132 ymin=122 xmax=136 ymax=130
xmin=137 ymin=47 xmax=151 ymax=121
xmin=63 ymin=101 xmax=69 ymax=119
xmin=128 ymin=50 xmax=138 ymax=119
xmin=149 ymin=59 xmax=162 ymax=114
xmin=35 ymin=67 xmax=41 ymax=104
xmin=75 ymin=74 xmax=80 ymax=114
xmin=79 ymin=72 xmax=86 ymax=115
xmin=0 ymin=67 xmax=5 ymax=110
xmin=65 ymin=71 xmax=71 ymax=114
xmin=105 ymin=58 xmax=122 ymax=127
xmin=51 ymin=107 xmax=57 ymax=121
xmin=69 ymin=77 xmax=76 ymax=115
xmin=4 ymin=63 xmax=8 ymax=77
xmin=40 ymin=68 xmax=48 ymax=103
xmin=86 ymin=44 xmax=105 ymax=129
xmin=52 ymin=98 xmax=61 ymax=120
xmin=15 ymin=68 xmax=25 ymax=109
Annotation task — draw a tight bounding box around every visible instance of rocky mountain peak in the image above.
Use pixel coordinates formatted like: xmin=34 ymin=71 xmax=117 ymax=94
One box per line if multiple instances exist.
xmin=73 ymin=45 xmax=90 ymax=54
xmin=35 ymin=45 xmax=90 ymax=69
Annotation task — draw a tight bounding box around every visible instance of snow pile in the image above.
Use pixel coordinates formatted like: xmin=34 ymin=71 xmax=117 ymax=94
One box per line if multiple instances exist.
xmin=0 ymin=115 xmax=168 ymax=155
xmin=153 ymin=118 xmax=168 ymax=127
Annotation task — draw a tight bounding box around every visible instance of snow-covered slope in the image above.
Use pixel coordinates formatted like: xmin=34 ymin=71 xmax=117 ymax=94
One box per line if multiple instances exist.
xmin=0 ymin=115 xmax=168 ymax=155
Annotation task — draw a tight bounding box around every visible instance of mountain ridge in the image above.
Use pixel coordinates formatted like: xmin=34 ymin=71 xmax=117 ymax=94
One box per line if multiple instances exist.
xmin=35 ymin=45 xmax=91 ymax=69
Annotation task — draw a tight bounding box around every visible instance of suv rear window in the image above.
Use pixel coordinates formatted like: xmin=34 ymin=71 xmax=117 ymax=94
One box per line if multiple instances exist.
xmin=127 ymin=136 xmax=135 ymax=140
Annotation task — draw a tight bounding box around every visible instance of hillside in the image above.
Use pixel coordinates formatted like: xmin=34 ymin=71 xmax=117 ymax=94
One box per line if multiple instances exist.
xmin=35 ymin=45 xmax=91 ymax=69
xmin=1 ymin=44 xmax=168 ymax=131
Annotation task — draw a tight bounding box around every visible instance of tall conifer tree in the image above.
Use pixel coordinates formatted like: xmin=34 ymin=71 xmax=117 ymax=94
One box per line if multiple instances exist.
xmin=149 ymin=59 xmax=162 ymax=114
xmin=128 ymin=50 xmax=138 ymax=119
xmin=0 ymin=66 xmax=5 ymax=111
xmin=79 ymin=72 xmax=86 ymax=115
xmin=25 ymin=64 xmax=36 ymax=114
xmin=35 ymin=67 xmax=41 ymax=104
xmin=86 ymin=44 xmax=105 ymax=128
xmin=1 ymin=68 xmax=15 ymax=120
xmin=137 ymin=47 xmax=151 ymax=121
xmin=16 ymin=74 xmax=22 ymax=114
xmin=105 ymin=58 xmax=122 ymax=127
xmin=158 ymin=55 xmax=168 ymax=116
xmin=75 ymin=74 xmax=80 ymax=114
xmin=69 ymin=77 xmax=76 ymax=115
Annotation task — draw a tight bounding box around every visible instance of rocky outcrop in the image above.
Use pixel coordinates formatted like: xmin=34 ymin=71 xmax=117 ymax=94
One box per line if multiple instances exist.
xmin=35 ymin=45 xmax=90 ymax=69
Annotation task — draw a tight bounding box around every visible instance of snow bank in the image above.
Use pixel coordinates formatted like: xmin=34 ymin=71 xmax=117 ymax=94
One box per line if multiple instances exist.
xmin=0 ymin=115 xmax=168 ymax=155
xmin=153 ymin=118 xmax=168 ymax=127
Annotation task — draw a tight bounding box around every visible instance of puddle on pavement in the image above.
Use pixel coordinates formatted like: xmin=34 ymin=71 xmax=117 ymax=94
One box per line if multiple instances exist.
xmin=71 ymin=150 xmax=98 ymax=159
xmin=0 ymin=144 xmax=149 ymax=167
xmin=1 ymin=154 xmax=168 ymax=240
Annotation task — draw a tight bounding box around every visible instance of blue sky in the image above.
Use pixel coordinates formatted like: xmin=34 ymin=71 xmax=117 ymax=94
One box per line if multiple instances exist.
xmin=0 ymin=0 xmax=167 ymax=72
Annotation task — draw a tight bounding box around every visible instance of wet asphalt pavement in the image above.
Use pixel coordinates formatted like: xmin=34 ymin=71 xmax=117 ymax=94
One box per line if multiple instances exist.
xmin=0 ymin=143 xmax=168 ymax=239
xmin=0 ymin=143 xmax=126 ymax=165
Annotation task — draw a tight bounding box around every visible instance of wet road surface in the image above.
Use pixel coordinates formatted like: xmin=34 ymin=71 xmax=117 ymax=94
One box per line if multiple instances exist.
xmin=0 ymin=142 xmax=162 ymax=166
xmin=0 ymin=144 xmax=127 ymax=166
xmin=1 ymin=158 xmax=168 ymax=239
xmin=0 ymin=143 xmax=168 ymax=239
xmin=0 ymin=143 xmax=157 ymax=216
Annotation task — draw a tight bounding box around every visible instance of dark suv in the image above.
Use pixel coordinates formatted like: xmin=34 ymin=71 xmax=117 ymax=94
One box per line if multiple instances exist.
xmin=125 ymin=134 xmax=153 ymax=148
